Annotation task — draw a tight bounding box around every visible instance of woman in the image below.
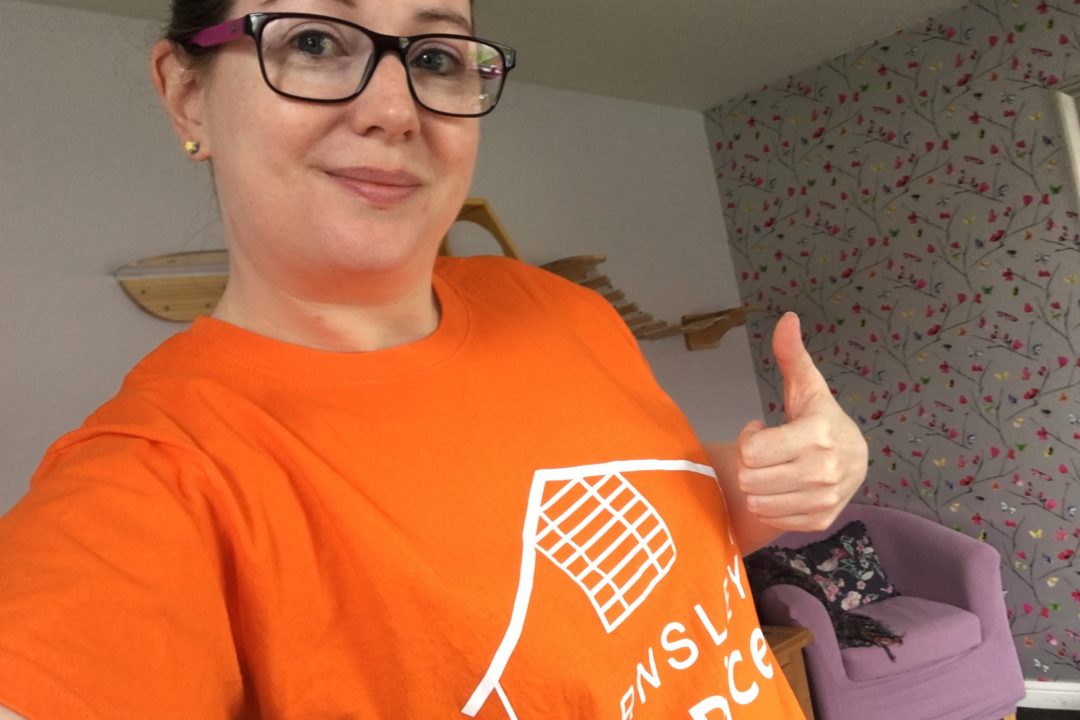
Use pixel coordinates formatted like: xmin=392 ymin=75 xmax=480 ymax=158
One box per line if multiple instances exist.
xmin=0 ymin=0 xmax=867 ymax=717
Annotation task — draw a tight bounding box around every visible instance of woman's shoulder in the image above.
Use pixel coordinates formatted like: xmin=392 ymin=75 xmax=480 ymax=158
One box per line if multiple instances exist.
xmin=435 ymin=255 xmax=640 ymax=352
xmin=436 ymin=255 xmax=612 ymax=310
xmin=44 ymin=325 xmax=246 ymax=470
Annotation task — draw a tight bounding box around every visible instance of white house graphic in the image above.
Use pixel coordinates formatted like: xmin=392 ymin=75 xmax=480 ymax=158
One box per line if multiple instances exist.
xmin=462 ymin=459 xmax=718 ymax=718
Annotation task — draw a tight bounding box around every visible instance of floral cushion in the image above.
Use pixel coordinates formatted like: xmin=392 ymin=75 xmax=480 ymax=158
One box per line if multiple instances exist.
xmin=760 ymin=520 xmax=900 ymax=613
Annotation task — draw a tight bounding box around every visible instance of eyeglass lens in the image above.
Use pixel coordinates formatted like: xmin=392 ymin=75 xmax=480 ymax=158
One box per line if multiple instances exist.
xmin=258 ymin=16 xmax=506 ymax=116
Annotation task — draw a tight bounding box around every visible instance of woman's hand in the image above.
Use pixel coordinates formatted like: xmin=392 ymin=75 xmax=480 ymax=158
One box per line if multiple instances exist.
xmin=739 ymin=312 xmax=868 ymax=531
xmin=707 ymin=312 xmax=868 ymax=551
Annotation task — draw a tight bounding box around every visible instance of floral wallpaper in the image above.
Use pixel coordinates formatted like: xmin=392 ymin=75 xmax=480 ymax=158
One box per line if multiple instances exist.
xmin=707 ymin=0 xmax=1080 ymax=681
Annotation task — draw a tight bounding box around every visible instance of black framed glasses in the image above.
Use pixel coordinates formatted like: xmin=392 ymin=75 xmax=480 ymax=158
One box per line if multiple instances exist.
xmin=188 ymin=13 xmax=517 ymax=117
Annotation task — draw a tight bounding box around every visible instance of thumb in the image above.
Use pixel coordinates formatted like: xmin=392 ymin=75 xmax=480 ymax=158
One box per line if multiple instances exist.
xmin=772 ymin=312 xmax=829 ymax=419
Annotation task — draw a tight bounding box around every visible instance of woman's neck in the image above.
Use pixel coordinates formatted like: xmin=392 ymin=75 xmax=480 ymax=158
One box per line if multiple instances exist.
xmin=211 ymin=263 xmax=441 ymax=353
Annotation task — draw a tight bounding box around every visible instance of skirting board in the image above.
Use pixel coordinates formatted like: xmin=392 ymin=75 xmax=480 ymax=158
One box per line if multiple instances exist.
xmin=1022 ymin=680 xmax=1080 ymax=709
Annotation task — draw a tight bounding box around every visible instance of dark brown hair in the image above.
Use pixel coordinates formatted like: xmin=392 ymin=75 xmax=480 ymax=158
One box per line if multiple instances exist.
xmin=162 ymin=0 xmax=235 ymax=66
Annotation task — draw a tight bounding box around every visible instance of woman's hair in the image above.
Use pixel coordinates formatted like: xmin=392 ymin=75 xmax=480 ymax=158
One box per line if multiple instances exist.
xmin=162 ymin=0 xmax=234 ymax=71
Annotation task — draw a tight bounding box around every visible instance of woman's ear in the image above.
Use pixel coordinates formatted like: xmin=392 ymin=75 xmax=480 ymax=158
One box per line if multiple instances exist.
xmin=150 ymin=39 xmax=210 ymax=159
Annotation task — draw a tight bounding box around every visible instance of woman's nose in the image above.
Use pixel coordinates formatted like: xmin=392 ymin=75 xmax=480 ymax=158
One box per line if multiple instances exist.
xmin=345 ymin=52 xmax=422 ymax=140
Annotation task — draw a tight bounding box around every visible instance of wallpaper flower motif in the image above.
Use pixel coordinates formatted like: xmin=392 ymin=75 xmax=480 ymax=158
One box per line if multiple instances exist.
xmin=707 ymin=0 xmax=1080 ymax=680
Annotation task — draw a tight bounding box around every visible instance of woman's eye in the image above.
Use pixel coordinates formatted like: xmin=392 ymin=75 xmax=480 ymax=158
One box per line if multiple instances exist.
xmin=411 ymin=48 xmax=462 ymax=75
xmin=293 ymin=31 xmax=339 ymax=57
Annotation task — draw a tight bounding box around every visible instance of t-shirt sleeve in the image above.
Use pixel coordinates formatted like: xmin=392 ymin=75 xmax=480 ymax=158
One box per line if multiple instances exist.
xmin=0 ymin=433 xmax=246 ymax=720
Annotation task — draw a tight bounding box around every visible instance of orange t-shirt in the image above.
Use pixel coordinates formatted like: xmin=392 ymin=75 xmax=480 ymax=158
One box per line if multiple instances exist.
xmin=0 ymin=257 xmax=803 ymax=719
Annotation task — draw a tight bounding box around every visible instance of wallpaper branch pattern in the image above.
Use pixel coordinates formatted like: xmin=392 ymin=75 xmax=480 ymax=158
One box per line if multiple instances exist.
xmin=707 ymin=0 xmax=1080 ymax=680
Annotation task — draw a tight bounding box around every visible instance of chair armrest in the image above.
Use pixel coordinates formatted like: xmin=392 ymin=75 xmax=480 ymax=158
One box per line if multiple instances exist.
xmin=867 ymin=511 xmax=1007 ymax=637
xmin=758 ymin=583 xmax=850 ymax=711
xmin=758 ymin=584 xmax=843 ymax=669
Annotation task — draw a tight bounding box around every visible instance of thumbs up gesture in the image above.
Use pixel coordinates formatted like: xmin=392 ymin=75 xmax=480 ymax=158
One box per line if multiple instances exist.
xmin=734 ymin=312 xmax=868 ymax=534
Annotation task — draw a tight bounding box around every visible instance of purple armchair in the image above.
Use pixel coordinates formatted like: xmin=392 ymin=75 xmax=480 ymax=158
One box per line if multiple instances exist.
xmin=754 ymin=503 xmax=1024 ymax=720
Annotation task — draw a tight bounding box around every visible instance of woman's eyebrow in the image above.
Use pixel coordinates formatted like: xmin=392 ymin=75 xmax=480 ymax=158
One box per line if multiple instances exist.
xmin=414 ymin=8 xmax=473 ymax=34
xmin=260 ymin=0 xmax=359 ymax=6
xmin=256 ymin=1 xmax=472 ymax=34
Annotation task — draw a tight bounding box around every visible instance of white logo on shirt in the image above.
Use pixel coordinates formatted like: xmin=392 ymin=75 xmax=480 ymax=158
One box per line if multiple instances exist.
xmin=462 ymin=459 xmax=717 ymax=719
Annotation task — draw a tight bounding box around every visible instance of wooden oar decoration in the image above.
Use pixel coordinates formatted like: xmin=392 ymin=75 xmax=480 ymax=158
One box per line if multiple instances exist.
xmin=114 ymin=249 xmax=228 ymax=323
xmin=538 ymin=255 xmax=759 ymax=350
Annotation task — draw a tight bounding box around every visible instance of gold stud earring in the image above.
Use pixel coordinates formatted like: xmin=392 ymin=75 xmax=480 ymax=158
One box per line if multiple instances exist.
xmin=184 ymin=140 xmax=201 ymax=156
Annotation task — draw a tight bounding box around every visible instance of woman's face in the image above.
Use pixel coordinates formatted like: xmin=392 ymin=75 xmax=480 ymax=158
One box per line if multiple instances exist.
xmin=193 ymin=0 xmax=480 ymax=303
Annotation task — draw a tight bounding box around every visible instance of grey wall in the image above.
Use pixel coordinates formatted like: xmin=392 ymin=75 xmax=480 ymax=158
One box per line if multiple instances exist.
xmin=0 ymin=0 xmax=762 ymax=514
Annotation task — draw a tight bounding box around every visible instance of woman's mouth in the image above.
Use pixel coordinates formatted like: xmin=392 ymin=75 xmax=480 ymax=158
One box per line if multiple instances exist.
xmin=326 ymin=167 xmax=422 ymax=208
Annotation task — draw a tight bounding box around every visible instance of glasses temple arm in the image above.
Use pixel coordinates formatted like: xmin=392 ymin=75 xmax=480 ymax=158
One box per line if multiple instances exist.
xmin=189 ymin=16 xmax=249 ymax=49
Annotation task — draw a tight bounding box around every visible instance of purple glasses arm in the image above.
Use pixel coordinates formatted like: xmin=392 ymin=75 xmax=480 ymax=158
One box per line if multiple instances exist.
xmin=189 ymin=17 xmax=249 ymax=49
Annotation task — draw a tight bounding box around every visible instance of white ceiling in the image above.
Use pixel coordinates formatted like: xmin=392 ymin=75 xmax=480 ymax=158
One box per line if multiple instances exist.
xmin=21 ymin=0 xmax=970 ymax=109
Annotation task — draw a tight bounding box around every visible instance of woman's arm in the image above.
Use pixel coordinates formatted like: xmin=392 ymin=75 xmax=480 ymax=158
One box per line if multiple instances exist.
xmin=0 ymin=706 xmax=27 ymax=719
xmin=704 ymin=441 xmax=786 ymax=553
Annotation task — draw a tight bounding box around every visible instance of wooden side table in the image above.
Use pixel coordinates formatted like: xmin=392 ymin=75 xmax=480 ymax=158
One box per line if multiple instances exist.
xmin=764 ymin=625 xmax=815 ymax=720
